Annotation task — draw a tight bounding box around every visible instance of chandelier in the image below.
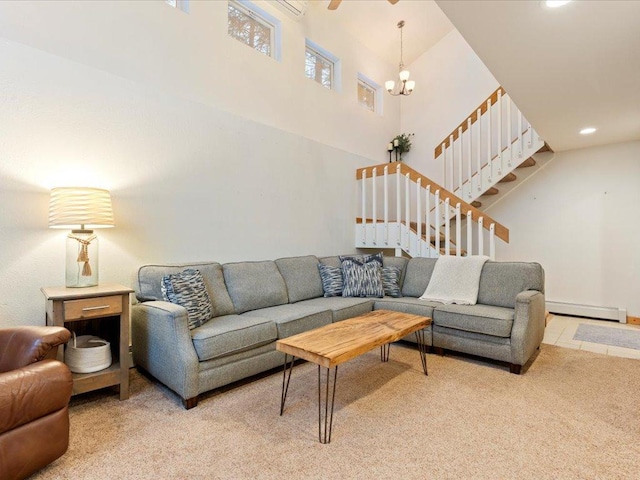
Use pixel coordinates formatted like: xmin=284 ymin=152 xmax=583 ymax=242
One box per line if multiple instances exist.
xmin=385 ymin=20 xmax=415 ymax=96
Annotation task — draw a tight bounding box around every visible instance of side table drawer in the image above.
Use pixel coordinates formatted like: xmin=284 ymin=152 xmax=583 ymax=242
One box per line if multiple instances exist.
xmin=64 ymin=295 xmax=123 ymax=321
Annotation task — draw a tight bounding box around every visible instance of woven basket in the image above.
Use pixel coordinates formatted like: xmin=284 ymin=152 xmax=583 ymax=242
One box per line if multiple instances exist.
xmin=65 ymin=333 xmax=112 ymax=374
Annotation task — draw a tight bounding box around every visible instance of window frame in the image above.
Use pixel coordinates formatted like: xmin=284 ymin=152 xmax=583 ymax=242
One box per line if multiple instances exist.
xmin=165 ymin=0 xmax=190 ymax=14
xmin=357 ymin=73 xmax=382 ymax=115
xmin=304 ymin=39 xmax=341 ymax=92
xmin=228 ymin=0 xmax=282 ymax=61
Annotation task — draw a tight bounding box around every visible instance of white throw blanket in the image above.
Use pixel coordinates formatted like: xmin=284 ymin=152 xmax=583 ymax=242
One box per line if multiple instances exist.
xmin=420 ymin=255 xmax=489 ymax=305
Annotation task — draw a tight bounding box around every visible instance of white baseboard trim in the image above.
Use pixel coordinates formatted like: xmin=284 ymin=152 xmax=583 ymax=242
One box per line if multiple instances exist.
xmin=546 ymin=301 xmax=627 ymax=323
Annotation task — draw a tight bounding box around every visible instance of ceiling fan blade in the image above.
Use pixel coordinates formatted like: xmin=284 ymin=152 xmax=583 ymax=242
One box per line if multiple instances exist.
xmin=328 ymin=0 xmax=342 ymax=10
xmin=388 ymin=0 xmax=399 ymax=4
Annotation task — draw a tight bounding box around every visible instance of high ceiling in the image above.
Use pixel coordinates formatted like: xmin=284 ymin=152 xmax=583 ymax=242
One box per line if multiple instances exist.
xmin=314 ymin=0 xmax=640 ymax=153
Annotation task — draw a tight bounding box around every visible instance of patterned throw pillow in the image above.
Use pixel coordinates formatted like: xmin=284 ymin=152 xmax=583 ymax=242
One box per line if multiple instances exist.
xmin=339 ymin=252 xmax=383 ymax=266
xmin=381 ymin=266 xmax=402 ymax=298
xmin=161 ymin=269 xmax=213 ymax=330
xmin=341 ymin=258 xmax=384 ymax=298
xmin=318 ymin=263 xmax=343 ymax=297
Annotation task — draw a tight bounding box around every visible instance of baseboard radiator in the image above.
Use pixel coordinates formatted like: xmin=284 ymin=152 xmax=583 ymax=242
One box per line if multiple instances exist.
xmin=546 ymin=301 xmax=627 ymax=323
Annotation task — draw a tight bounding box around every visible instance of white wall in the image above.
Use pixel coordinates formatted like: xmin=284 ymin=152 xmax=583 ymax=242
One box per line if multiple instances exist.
xmin=400 ymin=29 xmax=499 ymax=182
xmin=488 ymin=141 xmax=640 ymax=317
xmin=0 ymin=1 xmax=401 ymax=327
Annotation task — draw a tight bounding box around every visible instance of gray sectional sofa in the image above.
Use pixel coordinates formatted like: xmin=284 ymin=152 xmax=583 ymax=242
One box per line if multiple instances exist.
xmin=131 ymin=255 xmax=545 ymax=408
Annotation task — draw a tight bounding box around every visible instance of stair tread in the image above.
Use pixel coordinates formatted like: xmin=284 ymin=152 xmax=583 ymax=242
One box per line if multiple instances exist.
xmin=498 ymin=172 xmax=517 ymax=183
xmin=481 ymin=187 xmax=499 ymax=196
xmin=517 ymin=157 xmax=536 ymax=168
xmin=471 ymin=200 xmax=482 ymax=208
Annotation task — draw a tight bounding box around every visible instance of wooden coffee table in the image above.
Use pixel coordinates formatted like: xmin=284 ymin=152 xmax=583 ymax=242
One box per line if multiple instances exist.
xmin=276 ymin=309 xmax=431 ymax=443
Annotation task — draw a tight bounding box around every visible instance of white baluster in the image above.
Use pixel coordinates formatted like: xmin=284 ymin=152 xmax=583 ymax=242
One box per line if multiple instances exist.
xmin=455 ymin=203 xmax=461 ymax=257
xmin=361 ymin=169 xmax=366 ymax=244
xmin=457 ymin=126 xmax=463 ymax=192
xmin=467 ymin=210 xmax=473 ymax=256
xmin=518 ymin=111 xmax=523 ymax=158
xmin=477 ymin=108 xmax=482 ymax=191
xmin=489 ymin=223 xmax=496 ymax=260
xmin=444 ymin=197 xmax=450 ymax=256
xmin=434 ymin=190 xmax=441 ymax=255
xmin=487 ymin=98 xmax=492 ymax=182
xmin=372 ymin=167 xmax=377 ymax=245
xmin=416 ymin=178 xmax=422 ymax=256
xmin=425 ymin=185 xmax=431 ymax=258
xmin=478 ymin=217 xmax=484 ymax=256
xmin=467 ymin=118 xmax=472 ymax=198
xmin=506 ymin=93 xmax=512 ymax=167
xmin=449 ymin=135 xmax=454 ymax=190
xmin=405 ymin=173 xmax=410 ymax=251
xmin=441 ymin=142 xmax=446 ymax=191
xmin=383 ymin=166 xmax=389 ymax=245
xmin=396 ymin=164 xmax=401 ymax=245
xmin=527 ymin=120 xmax=533 ymax=148
xmin=497 ymin=89 xmax=503 ymax=176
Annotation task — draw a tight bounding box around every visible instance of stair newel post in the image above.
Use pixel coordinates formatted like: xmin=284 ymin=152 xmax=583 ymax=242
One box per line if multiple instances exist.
xmin=405 ymin=173 xmax=410 ymax=251
xmin=361 ymin=169 xmax=367 ymax=245
xmin=444 ymin=197 xmax=451 ymax=256
xmin=497 ymin=89 xmax=503 ymax=176
xmin=457 ymin=127 xmax=463 ymax=193
xmin=425 ymin=185 xmax=431 ymax=258
xmin=486 ymin=98 xmax=492 ymax=183
xmin=396 ymin=164 xmax=401 ymax=247
xmin=518 ymin=111 xmax=523 ymax=159
xmin=467 ymin=118 xmax=472 ymax=199
xmin=467 ymin=210 xmax=473 ymax=256
xmin=434 ymin=190 xmax=441 ymax=255
xmin=476 ymin=108 xmax=482 ymax=192
xmin=416 ymin=177 xmax=422 ymax=256
xmin=455 ymin=203 xmax=461 ymax=257
xmin=478 ymin=217 xmax=484 ymax=256
xmin=383 ymin=166 xmax=389 ymax=246
xmin=372 ymin=167 xmax=377 ymax=245
xmin=506 ymin=93 xmax=513 ymax=168
xmin=489 ymin=223 xmax=496 ymax=260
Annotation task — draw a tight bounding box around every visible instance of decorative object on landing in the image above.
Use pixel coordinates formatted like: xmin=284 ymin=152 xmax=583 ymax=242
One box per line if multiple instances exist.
xmin=48 ymin=187 xmax=114 ymax=288
xmin=161 ymin=269 xmax=214 ymax=330
xmin=573 ymin=323 xmax=640 ymax=350
xmin=385 ymin=20 xmax=415 ymax=96
xmin=64 ymin=332 xmax=111 ymax=374
xmin=420 ymin=255 xmax=489 ymax=305
xmin=389 ymin=132 xmax=414 ymax=161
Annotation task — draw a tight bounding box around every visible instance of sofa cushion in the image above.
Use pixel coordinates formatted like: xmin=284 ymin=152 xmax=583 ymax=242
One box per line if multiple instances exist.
xmin=161 ymin=269 xmax=213 ymax=330
xmin=341 ymin=258 xmax=384 ymax=298
xmin=477 ymin=262 xmax=545 ymax=309
xmin=295 ymin=297 xmax=374 ymax=322
xmin=402 ymin=257 xmax=438 ymax=297
xmin=381 ymin=266 xmax=402 ymax=298
xmin=275 ymin=256 xmax=323 ymax=303
xmin=318 ymin=264 xmax=343 ymax=297
xmin=374 ymin=297 xmax=440 ymax=318
xmin=223 ymin=261 xmax=288 ymax=314
xmin=243 ymin=304 xmax=332 ymax=339
xmin=134 ymin=262 xmax=235 ymax=317
xmin=420 ymin=256 xmax=489 ymax=305
xmin=191 ymin=315 xmax=277 ymax=362
xmin=433 ymin=304 xmax=515 ymax=338
xmin=318 ymin=256 xmax=341 ymax=268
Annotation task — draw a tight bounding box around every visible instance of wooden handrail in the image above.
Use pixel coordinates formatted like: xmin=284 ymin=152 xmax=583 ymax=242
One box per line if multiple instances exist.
xmin=434 ymin=87 xmax=503 ymax=159
xmin=356 ymin=162 xmax=509 ymax=243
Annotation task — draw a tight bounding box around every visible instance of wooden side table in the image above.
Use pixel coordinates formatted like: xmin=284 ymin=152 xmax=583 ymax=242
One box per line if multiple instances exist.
xmin=41 ymin=283 xmax=134 ymax=400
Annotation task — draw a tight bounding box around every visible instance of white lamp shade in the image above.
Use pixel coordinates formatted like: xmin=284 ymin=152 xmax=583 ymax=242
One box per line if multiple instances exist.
xmin=399 ymin=70 xmax=410 ymax=82
xmin=49 ymin=187 xmax=115 ymax=229
xmin=385 ymin=80 xmax=395 ymax=92
xmin=406 ymin=80 xmax=416 ymax=92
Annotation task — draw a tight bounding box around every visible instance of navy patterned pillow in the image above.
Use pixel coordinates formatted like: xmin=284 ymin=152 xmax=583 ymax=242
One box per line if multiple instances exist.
xmin=161 ymin=269 xmax=213 ymax=330
xmin=382 ymin=266 xmax=402 ymax=298
xmin=339 ymin=252 xmax=383 ymax=266
xmin=341 ymin=258 xmax=384 ymax=298
xmin=318 ymin=263 xmax=343 ymax=297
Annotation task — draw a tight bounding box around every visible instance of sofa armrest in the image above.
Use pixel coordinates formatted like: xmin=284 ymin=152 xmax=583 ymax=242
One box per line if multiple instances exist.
xmin=0 ymin=359 xmax=72 ymax=435
xmin=0 ymin=327 xmax=71 ymax=372
xmin=131 ymin=301 xmax=200 ymax=401
xmin=510 ymin=290 xmax=546 ymax=366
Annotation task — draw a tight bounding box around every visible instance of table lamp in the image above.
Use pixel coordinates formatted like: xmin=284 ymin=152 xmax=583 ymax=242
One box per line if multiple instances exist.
xmin=48 ymin=187 xmax=114 ymax=287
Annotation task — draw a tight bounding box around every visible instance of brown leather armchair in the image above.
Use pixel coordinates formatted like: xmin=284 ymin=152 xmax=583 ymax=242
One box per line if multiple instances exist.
xmin=0 ymin=326 xmax=73 ymax=480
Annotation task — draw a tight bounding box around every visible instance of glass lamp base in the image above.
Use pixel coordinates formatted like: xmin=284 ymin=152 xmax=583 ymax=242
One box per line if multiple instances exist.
xmin=66 ymin=230 xmax=99 ymax=288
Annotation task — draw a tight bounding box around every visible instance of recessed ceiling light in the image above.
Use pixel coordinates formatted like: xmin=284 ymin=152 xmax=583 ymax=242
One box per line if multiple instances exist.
xmin=580 ymin=127 xmax=597 ymax=135
xmin=543 ymin=1 xmax=571 ymax=8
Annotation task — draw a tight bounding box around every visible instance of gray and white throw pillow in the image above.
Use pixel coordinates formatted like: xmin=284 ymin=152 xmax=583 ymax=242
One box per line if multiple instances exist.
xmin=339 ymin=251 xmax=383 ymax=266
xmin=381 ymin=266 xmax=402 ymax=298
xmin=318 ymin=263 xmax=343 ymax=297
xmin=161 ymin=269 xmax=213 ymax=329
xmin=341 ymin=258 xmax=384 ymax=298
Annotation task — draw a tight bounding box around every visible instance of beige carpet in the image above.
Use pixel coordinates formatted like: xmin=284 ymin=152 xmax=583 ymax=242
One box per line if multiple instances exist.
xmin=33 ymin=344 xmax=640 ymax=479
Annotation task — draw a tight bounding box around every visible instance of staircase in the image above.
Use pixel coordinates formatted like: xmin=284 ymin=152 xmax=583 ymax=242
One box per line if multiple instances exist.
xmin=356 ymin=87 xmax=549 ymax=259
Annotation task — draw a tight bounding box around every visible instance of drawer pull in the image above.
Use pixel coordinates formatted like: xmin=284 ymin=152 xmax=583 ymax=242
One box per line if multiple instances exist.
xmin=82 ymin=305 xmax=110 ymax=312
